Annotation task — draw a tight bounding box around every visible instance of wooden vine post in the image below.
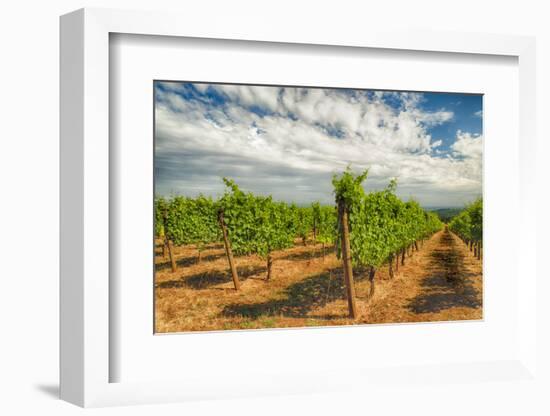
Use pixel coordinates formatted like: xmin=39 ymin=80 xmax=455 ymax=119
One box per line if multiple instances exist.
xmin=162 ymin=209 xmax=177 ymax=273
xmin=266 ymin=253 xmax=273 ymax=281
xmin=338 ymin=199 xmax=358 ymax=319
xmin=218 ymin=210 xmax=241 ymax=290
xmin=477 ymin=241 xmax=482 ymax=260
xmin=167 ymin=239 xmax=177 ymax=272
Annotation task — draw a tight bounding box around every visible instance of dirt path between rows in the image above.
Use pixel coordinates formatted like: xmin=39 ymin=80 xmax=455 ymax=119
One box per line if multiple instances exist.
xmin=366 ymin=228 xmax=483 ymax=324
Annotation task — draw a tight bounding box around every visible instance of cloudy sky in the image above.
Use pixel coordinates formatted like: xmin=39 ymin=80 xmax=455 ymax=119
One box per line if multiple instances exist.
xmin=154 ymin=81 xmax=482 ymax=208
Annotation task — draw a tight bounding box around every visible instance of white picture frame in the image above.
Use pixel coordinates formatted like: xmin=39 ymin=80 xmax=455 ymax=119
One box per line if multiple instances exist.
xmin=60 ymin=7 xmax=538 ymax=408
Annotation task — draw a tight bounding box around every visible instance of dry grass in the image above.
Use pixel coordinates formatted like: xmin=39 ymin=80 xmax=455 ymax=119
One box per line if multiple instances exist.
xmin=155 ymin=230 xmax=483 ymax=333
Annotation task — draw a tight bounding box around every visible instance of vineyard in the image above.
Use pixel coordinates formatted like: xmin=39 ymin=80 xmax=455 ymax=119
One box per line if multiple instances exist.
xmin=155 ymin=169 xmax=483 ymax=332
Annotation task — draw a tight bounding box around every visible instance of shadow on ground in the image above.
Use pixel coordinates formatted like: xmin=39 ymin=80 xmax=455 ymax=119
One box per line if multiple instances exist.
xmin=156 ymin=265 xmax=266 ymax=289
xmin=408 ymin=230 xmax=481 ymax=314
xmin=221 ymin=266 xmax=371 ymax=319
xmin=155 ymin=251 xmax=226 ymax=271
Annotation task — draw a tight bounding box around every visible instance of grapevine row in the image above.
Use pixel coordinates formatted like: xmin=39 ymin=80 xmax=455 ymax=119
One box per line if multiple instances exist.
xmin=333 ymin=168 xmax=443 ymax=317
xmin=155 ymin=179 xmax=332 ymax=285
xmin=448 ymin=198 xmax=483 ymax=259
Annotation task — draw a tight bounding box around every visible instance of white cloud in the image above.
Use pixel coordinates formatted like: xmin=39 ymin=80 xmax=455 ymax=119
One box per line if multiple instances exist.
xmin=452 ymin=130 xmax=483 ymax=160
xmin=416 ymin=110 xmax=454 ymax=126
xmin=155 ymin=84 xmax=481 ymax=207
xmin=211 ymin=84 xmax=281 ymax=113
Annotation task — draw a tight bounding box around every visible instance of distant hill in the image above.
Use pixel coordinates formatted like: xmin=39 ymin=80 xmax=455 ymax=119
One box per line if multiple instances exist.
xmin=427 ymin=207 xmax=462 ymax=223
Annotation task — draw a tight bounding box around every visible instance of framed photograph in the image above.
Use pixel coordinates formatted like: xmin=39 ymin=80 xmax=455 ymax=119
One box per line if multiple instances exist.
xmin=152 ymin=80 xmax=484 ymax=334
xmin=60 ymin=8 xmax=538 ymax=408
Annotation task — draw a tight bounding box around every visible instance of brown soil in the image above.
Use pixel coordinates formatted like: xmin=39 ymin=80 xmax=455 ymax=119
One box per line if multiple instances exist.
xmin=154 ymin=229 xmax=482 ymax=333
